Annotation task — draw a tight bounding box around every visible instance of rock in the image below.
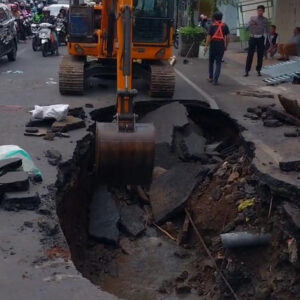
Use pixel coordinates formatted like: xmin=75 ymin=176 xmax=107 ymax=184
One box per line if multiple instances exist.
xmin=177 ymin=214 xmax=190 ymax=246
xmin=181 ymin=132 xmax=206 ymax=160
xmin=85 ymin=103 xmax=94 ymax=108
xmin=0 ymin=171 xmax=29 ymax=193
xmin=43 ymin=132 xmax=55 ymax=141
xmin=2 ymin=192 xmax=40 ymax=211
xmin=45 ymin=149 xmax=62 ymax=166
xmin=119 ymin=204 xmax=145 ymax=237
xmin=269 ymin=108 xmax=300 ymax=126
xmin=24 ymin=129 xmax=47 ymax=137
xmin=244 ymin=113 xmax=260 ymax=120
xmin=287 ymin=237 xmax=298 ymax=264
xmin=175 ymin=284 xmax=191 ymax=294
xmin=283 ymin=202 xmax=300 ymax=229
xmin=140 ymin=102 xmax=188 ymax=145
xmin=279 ymin=159 xmax=300 ymax=172
xmin=149 ymin=163 xmax=208 ymax=223
xmin=255 ymin=283 xmax=271 ymax=299
xmin=154 ymin=143 xmax=179 ymax=169
xmin=228 ymin=172 xmax=239 ymax=184
xmin=284 ymin=130 xmax=298 ymax=137
xmin=119 ymin=237 xmax=135 ymax=255
xmin=211 ymin=186 xmax=222 ymax=201
xmin=0 ymin=158 xmax=22 ymax=174
xmin=174 ymin=250 xmax=191 ymax=259
xmin=38 ymin=219 xmax=59 ymax=236
xmin=26 ymin=117 xmax=55 ymax=127
xmin=153 ymin=166 xmax=167 ymax=180
xmin=89 ymin=185 xmax=119 ymax=244
xmin=51 ymin=115 xmax=85 ymax=132
xmin=263 ymin=119 xmax=283 ymax=127
xmin=176 ymin=271 xmax=189 ymax=282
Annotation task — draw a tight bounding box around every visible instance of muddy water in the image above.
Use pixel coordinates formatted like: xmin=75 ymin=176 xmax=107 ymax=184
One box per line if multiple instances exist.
xmin=101 ymin=236 xmax=197 ymax=300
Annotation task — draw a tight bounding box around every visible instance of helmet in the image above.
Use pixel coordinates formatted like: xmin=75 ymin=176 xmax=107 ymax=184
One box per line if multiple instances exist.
xmin=42 ymin=6 xmax=50 ymax=15
xmin=10 ymin=3 xmax=17 ymax=10
xmin=19 ymin=1 xmax=25 ymax=8
xmin=37 ymin=3 xmax=43 ymax=12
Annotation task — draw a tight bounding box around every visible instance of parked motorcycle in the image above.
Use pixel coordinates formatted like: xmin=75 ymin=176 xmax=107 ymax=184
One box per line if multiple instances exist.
xmin=31 ymin=23 xmax=40 ymax=51
xmin=38 ymin=22 xmax=58 ymax=57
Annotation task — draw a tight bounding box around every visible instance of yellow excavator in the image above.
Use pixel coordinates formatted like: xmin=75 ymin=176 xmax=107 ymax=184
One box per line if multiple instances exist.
xmin=59 ymin=0 xmax=176 ymax=185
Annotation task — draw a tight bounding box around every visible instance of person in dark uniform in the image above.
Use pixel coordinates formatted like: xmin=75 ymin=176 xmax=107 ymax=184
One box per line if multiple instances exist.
xmin=245 ymin=5 xmax=269 ymax=77
xmin=204 ymin=11 xmax=230 ymax=85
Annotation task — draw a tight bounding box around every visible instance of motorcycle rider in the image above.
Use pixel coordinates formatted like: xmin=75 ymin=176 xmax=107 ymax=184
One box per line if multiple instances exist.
xmin=11 ymin=3 xmax=26 ymax=42
xmin=56 ymin=7 xmax=68 ymax=35
xmin=32 ymin=3 xmax=43 ymax=23
xmin=42 ymin=7 xmax=59 ymax=55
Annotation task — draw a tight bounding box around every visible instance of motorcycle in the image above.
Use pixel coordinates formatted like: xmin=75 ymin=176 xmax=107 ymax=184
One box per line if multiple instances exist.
xmin=31 ymin=23 xmax=40 ymax=51
xmin=38 ymin=23 xmax=58 ymax=57
xmin=20 ymin=15 xmax=32 ymax=37
xmin=56 ymin=19 xmax=66 ymax=45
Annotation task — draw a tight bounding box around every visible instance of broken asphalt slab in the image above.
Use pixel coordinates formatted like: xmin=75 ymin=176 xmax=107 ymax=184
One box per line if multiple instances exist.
xmin=140 ymin=102 xmax=189 ymax=145
xmin=181 ymin=131 xmax=206 ymax=160
xmin=0 ymin=158 xmax=22 ymax=174
xmin=150 ymin=163 xmax=209 ymax=223
xmin=2 ymin=191 xmax=40 ymax=211
xmin=279 ymin=159 xmax=300 ymax=172
xmin=119 ymin=204 xmax=145 ymax=237
xmin=0 ymin=171 xmax=29 ymax=193
xmin=52 ymin=115 xmax=85 ymax=132
xmin=89 ymin=185 xmax=119 ymax=244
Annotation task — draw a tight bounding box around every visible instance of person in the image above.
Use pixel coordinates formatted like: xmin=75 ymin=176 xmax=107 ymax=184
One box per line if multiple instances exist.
xmin=278 ymin=27 xmax=300 ymax=61
xmin=265 ymin=25 xmax=278 ymax=59
xmin=32 ymin=3 xmax=43 ymax=23
xmin=42 ymin=7 xmax=59 ymax=55
xmin=204 ymin=11 xmax=230 ymax=85
xmin=244 ymin=5 xmax=269 ymax=77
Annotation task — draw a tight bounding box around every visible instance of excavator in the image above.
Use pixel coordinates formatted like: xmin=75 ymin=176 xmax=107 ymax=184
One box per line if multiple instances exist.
xmin=59 ymin=0 xmax=176 ymax=185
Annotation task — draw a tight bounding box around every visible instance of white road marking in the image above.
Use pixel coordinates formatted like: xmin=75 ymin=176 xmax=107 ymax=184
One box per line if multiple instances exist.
xmin=174 ymin=68 xmax=219 ymax=109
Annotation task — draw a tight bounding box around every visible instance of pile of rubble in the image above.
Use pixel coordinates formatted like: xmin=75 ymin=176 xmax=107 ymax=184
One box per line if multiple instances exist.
xmin=0 ymin=157 xmax=40 ymax=211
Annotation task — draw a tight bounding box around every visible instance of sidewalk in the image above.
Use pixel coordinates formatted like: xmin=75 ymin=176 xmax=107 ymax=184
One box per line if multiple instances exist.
xmin=174 ymin=44 xmax=300 ymax=198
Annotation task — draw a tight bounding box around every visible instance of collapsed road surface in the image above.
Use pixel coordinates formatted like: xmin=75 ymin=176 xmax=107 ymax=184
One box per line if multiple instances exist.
xmin=1 ymin=42 xmax=300 ymax=300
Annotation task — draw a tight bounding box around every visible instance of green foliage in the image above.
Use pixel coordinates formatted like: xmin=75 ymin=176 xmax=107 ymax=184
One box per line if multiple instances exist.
xmin=179 ymin=26 xmax=206 ymax=42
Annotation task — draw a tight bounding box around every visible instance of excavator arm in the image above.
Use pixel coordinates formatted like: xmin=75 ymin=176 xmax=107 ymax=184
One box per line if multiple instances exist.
xmin=95 ymin=0 xmax=155 ymax=185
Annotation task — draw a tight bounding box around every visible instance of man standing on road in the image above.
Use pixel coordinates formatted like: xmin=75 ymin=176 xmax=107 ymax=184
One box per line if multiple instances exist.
xmin=204 ymin=12 xmax=230 ymax=85
xmin=244 ymin=5 xmax=269 ymax=77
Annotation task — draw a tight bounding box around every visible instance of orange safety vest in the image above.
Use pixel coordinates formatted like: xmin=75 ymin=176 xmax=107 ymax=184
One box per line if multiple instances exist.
xmin=211 ymin=21 xmax=225 ymax=41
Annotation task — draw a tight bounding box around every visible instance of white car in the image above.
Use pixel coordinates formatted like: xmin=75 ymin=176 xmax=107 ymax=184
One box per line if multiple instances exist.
xmin=47 ymin=4 xmax=69 ymax=17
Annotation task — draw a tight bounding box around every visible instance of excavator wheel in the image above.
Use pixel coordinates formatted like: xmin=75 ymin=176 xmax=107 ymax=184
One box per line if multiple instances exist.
xmin=59 ymin=55 xmax=86 ymax=95
xmin=149 ymin=61 xmax=175 ymax=98
xmin=95 ymin=122 xmax=155 ymax=185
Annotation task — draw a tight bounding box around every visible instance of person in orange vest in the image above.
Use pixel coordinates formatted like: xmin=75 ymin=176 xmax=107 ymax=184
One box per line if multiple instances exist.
xmin=204 ymin=12 xmax=230 ymax=85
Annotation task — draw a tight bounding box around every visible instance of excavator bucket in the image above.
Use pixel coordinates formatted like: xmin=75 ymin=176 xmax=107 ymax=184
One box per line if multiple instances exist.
xmin=95 ymin=122 xmax=155 ymax=185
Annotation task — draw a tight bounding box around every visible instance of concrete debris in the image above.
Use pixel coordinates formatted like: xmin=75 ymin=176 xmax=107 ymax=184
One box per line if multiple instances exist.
xmin=181 ymin=132 xmax=206 ymax=160
xmin=119 ymin=204 xmax=145 ymax=237
xmin=24 ymin=129 xmax=47 ymax=137
xmin=140 ymin=102 xmax=188 ymax=145
xmin=2 ymin=191 xmax=40 ymax=211
xmin=43 ymin=132 xmax=56 ymax=141
xmin=282 ymin=202 xmax=300 ymax=229
xmin=237 ymin=90 xmax=274 ymax=99
xmin=150 ymin=163 xmax=208 ymax=223
xmin=177 ymin=214 xmax=190 ymax=246
xmin=0 ymin=171 xmax=29 ymax=193
xmin=278 ymin=94 xmax=300 ymax=119
xmin=25 ymin=128 xmax=38 ymax=133
xmin=89 ymin=185 xmax=119 ymax=244
xmin=263 ymin=119 xmax=283 ymax=127
xmin=45 ymin=149 xmax=62 ymax=166
xmin=68 ymin=106 xmax=85 ymax=119
xmin=51 ymin=115 xmax=85 ymax=132
xmin=279 ymin=159 xmax=300 ymax=172
xmin=38 ymin=219 xmax=59 ymax=236
xmin=0 ymin=158 xmax=22 ymax=174
xmin=175 ymin=284 xmax=191 ymax=294
xmin=287 ymin=237 xmax=298 ymax=264
xmin=152 ymin=166 xmax=167 ymax=180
